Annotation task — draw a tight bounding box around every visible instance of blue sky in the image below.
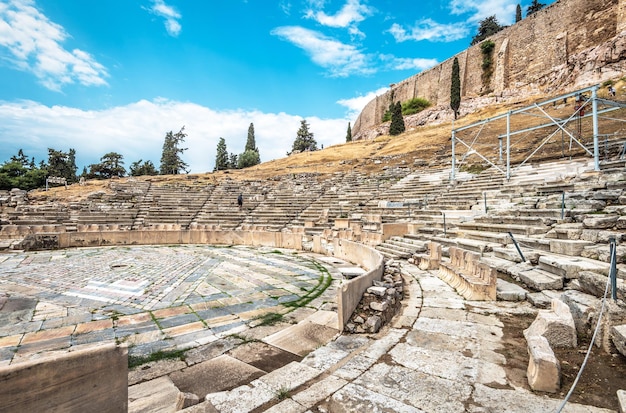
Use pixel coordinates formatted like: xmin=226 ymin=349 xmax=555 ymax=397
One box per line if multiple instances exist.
xmin=0 ymin=0 xmax=552 ymax=173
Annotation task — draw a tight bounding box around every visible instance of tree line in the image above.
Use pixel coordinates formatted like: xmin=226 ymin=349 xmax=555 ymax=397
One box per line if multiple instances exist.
xmin=0 ymin=119 xmax=331 ymax=191
xmin=0 ymin=127 xmax=190 ymax=191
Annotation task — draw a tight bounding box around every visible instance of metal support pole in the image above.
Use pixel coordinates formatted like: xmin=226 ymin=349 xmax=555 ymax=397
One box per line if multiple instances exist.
xmin=610 ymin=237 xmax=617 ymax=301
xmin=451 ymin=129 xmax=456 ymax=182
xmin=498 ymin=137 xmax=503 ymax=163
xmin=592 ymin=86 xmax=600 ymax=171
xmin=508 ymin=232 xmax=526 ymax=263
xmin=483 ymin=192 xmax=487 ymax=213
xmin=442 ymin=212 xmax=447 ymax=237
xmin=561 ymin=191 xmax=565 ymax=220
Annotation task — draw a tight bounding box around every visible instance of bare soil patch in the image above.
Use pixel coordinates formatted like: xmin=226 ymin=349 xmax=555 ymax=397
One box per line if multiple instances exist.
xmin=499 ymin=313 xmax=626 ymax=411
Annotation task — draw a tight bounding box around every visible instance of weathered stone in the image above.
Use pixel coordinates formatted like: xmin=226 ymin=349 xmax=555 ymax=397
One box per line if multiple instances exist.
xmin=367 ymin=286 xmax=387 ymax=297
xmin=129 ymin=376 xmax=180 ymax=413
xmin=579 ymin=271 xmax=626 ymax=302
xmin=177 ymin=392 xmax=200 ymax=410
xmin=364 ymin=316 xmax=382 ymax=333
xmin=526 ymin=335 xmax=561 ymax=393
xmin=526 ymin=292 xmax=552 ymax=309
xmin=370 ymin=301 xmax=389 ymax=312
xmin=523 ymin=299 xmax=577 ymax=348
xmin=496 ymin=278 xmax=527 ymax=301
xmin=560 ymin=290 xmax=600 ymax=337
xmin=612 ymin=325 xmax=626 ymax=357
xmin=593 ymin=190 xmax=622 ymax=201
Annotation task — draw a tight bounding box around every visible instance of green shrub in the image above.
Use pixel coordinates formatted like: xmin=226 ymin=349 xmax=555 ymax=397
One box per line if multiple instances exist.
xmin=402 ymin=98 xmax=431 ymax=116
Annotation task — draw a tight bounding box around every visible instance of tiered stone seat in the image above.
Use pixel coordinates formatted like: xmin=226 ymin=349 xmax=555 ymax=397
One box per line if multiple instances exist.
xmin=374 ymin=236 xmax=427 ymax=259
xmin=134 ymin=184 xmax=212 ymax=229
xmin=243 ymin=176 xmax=324 ymax=231
xmin=437 ymin=246 xmax=497 ymax=300
xmin=190 ymin=179 xmax=261 ymax=230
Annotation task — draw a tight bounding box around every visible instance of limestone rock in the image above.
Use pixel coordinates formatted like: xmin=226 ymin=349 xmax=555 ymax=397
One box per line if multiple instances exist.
xmin=526 ymin=335 xmax=561 ymax=393
xmin=367 ymin=286 xmax=387 ymax=297
xmin=370 ymin=301 xmax=388 ymax=312
xmin=523 ymin=299 xmax=577 ymax=348
xmin=612 ymin=324 xmax=626 ymax=357
xmin=364 ymin=316 xmax=382 ymax=333
xmin=177 ymin=392 xmax=200 ymax=410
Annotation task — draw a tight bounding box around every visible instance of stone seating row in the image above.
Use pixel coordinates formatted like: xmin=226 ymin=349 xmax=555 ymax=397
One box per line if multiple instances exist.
xmin=437 ymin=246 xmax=497 ymax=300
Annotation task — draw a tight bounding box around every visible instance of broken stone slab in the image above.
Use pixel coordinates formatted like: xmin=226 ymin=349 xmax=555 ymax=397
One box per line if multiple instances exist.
xmin=538 ymin=255 xmax=610 ymax=279
xmin=583 ymin=214 xmax=619 ymax=229
xmin=496 ymin=278 xmax=527 ymax=301
xmin=526 ymin=335 xmax=561 ymax=393
xmin=526 ymin=292 xmax=552 ymax=309
xmin=613 ymin=325 xmax=626 ymax=358
xmin=548 ymin=239 xmax=594 ymax=256
xmin=524 ymin=299 xmax=577 ymax=348
xmin=518 ymin=267 xmax=563 ymax=291
xmin=560 ymin=290 xmax=601 ymax=337
xmin=169 ymin=355 xmax=266 ymax=398
xmin=578 ymin=271 xmax=626 ymax=302
xmin=128 ymin=376 xmax=182 ymax=413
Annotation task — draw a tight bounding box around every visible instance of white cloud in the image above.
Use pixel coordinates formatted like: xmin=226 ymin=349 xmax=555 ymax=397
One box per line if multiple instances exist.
xmin=0 ymin=0 xmax=108 ymax=91
xmin=387 ymin=19 xmax=470 ymax=43
xmin=0 ymin=99 xmax=349 ymax=174
xmin=305 ymin=0 xmax=374 ymax=40
xmin=449 ymin=0 xmax=517 ymax=25
xmin=146 ymin=0 xmax=182 ymax=37
xmin=379 ymin=55 xmax=438 ymax=72
xmin=337 ymin=86 xmax=388 ymax=119
xmin=271 ymin=26 xmax=374 ymax=77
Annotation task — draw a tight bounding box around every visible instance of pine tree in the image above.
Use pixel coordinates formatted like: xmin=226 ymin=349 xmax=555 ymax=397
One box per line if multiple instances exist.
xmin=288 ymin=120 xmax=318 ymax=155
xmin=389 ymin=101 xmax=405 ymax=136
xmin=229 ymin=153 xmax=238 ymax=169
xmin=346 ymin=122 xmax=352 ymax=142
xmin=515 ymin=4 xmax=522 ymax=22
xmin=159 ymin=126 xmax=189 ymax=175
xmin=450 ymin=57 xmax=461 ymax=120
xmin=214 ymin=137 xmax=229 ymax=171
xmin=470 ymin=15 xmax=504 ymax=45
xmin=526 ymin=0 xmax=545 ymax=16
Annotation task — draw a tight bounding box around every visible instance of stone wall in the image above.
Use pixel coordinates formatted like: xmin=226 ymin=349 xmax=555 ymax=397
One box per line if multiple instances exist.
xmin=353 ymin=0 xmax=626 ymax=139
xmin=0 ymin=343 xmax=127 ymax=413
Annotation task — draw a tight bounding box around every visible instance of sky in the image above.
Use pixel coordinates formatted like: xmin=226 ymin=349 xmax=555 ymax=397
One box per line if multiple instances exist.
xmin=0 ymin=0 xmax=553 ymax=174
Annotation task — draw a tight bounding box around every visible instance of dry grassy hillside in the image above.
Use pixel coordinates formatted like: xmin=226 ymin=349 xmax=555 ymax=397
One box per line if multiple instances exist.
xmin=32 ymin=80 xmax=626 ymax=202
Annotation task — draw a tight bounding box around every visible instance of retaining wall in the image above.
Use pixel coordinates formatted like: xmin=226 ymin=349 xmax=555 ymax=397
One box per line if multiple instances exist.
xmin=353 ymin=0 xmax=626 ymax=138
xmin=0 ymin=343 xmax=128 ymax=413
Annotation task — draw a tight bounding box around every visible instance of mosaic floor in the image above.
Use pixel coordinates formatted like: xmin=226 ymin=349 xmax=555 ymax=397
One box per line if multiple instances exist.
xmin=0 ymin=245 xmax=342 ymax=364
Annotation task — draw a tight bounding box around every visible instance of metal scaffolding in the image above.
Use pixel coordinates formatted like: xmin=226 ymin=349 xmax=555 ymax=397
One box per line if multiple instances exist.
xmin=450 ymin=85 xmax=626 ymax=181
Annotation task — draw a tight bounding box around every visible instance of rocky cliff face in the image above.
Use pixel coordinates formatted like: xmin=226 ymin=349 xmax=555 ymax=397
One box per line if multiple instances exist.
xmin=353 ymin=0 xmax=626 ymax=141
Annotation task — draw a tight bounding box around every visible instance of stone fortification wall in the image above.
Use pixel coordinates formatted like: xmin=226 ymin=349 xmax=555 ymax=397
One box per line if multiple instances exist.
xmin=353 ymin=0 xmax=626 ymax=139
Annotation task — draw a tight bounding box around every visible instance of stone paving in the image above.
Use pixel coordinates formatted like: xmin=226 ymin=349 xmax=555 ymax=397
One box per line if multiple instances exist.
xmin=0 ymin=245 xmax=341 ymax=366
xmin=185 ymin=263 xmax=615 ymax=413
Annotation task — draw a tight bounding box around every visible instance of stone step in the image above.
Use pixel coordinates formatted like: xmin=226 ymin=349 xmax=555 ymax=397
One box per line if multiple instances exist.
xmin=496 ymin=278 xmax=528 ymax=301
xmin=514 ymin=265 xmax=564 ymax=291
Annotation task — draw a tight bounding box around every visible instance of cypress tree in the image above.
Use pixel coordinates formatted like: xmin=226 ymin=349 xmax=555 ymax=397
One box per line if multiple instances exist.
xmin=346 ymin=122 xmax=352 ymax=142
xmin=214 ymin=137 xmax=229 ymax=171
xmin=389 ymin=101 xmax=405 ymax=136
xmin=515 ymin=4 xmax=522 ymax=22
xmin=450 ymin=57 xmax=461 ymax=120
